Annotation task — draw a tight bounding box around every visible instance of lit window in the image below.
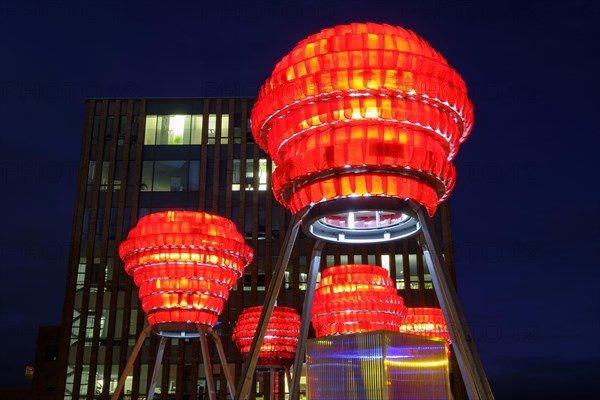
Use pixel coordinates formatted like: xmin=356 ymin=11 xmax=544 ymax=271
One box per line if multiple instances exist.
xmin=192 ymin=115 xmax=202 ymax=144
xmin=232 ymin=159 xmax=271 ymax=191
xmin=85 ymin=313 xmax=95 ymax=339
xmin=326 ymin=255 xmax=335 ymax=267
xmin=381 ymin=255 xmax=390 ymax=273
xmin=144 ymin=116 xmax=157 ymax=145
xmin=99 ymin=161 xmax=109 ymax=192
xmin=76 ymin=259 xmax=86 ymax=290
xmin=156 ymin=115 xmax=191 ymax=145
xmin=206 ymin=114 xmax=230 ymax=144
xmin=144 ymin=115 xmax=191 ymax=145
xmin=144 ymin=114 xmax=229 ymax=145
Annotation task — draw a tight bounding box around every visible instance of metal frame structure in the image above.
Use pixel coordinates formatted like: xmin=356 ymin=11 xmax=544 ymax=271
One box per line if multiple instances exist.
xmin=235 ymin=198 xmax=494 ymax=400
xmin=112 ymin=325 xmax=236 ymax=400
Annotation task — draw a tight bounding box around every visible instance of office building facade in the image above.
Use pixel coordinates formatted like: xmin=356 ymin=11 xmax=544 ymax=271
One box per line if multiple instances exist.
xmin=56 ymin=97 xmax=464 ymax=399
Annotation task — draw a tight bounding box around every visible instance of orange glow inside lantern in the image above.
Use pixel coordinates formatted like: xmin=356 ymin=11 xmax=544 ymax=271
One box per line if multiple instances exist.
xmin=232 ymin=306 xmax=301 ymax=368
xmin=119 ymin=211 xmax=253 ymax=336
xmin=400 ymin=307 xmax=451 ymax=352
xmin=311 ymin=265 xmax=407 ymax=337
xmin=251 ymin=22 xmax=473 ymax=243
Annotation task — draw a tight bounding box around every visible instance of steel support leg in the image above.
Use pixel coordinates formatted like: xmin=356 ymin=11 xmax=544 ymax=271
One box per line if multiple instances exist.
xmin=289 ymin=239 xmax=325 ymax=400
xmin=206 ymin=327 xmax=236 ymax=400
xmin=285 ymin=367 xmax=292 ymax=392
xmin=415 ymin=206 xmax=494 ymax=400
xmin=235 ymin=209 xmax=309 ymax=400
xmin=270 ymin=368 xmax=276 ymax=400
xmin=111 ymin=325 xmax=153 ymax=400
xmin=199 ymin=331 xmax=217 ymax=400
xmin=147 ymin=336 xmax=168 ymax=400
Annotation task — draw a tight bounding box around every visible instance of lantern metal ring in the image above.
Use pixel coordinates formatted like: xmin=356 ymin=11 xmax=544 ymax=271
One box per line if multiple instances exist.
xmin=302 ymin=197 xmax=421 ymax=243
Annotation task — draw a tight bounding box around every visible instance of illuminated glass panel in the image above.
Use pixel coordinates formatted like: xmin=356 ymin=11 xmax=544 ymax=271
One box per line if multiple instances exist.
xmin=144 ymin=114 xmax=229 ymax=145
xmin=307 ymin=331 xmax=450 ymax=400
xmin=144 ymin=115 xmax=157 ymax=145
xmin=232 ymin=159 xmax=270 ymax=191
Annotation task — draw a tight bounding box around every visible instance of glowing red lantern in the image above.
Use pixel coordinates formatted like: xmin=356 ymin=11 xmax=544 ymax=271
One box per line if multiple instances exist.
xmin=233 ymin=306 xmax=301 ymax=367
xmin=311 ymin=265 xmax=407 ymax=337
xmin=400 ymin=307 xmax=451 ymax=347
xmin=119 ymin=211 xmax=253 ymax=335
xmin=251 ymin=23 xmax=473 ymax=241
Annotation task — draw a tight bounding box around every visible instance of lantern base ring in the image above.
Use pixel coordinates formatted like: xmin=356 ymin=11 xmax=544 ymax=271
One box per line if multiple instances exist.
xmin=153 ymin=322 xmax=211 ymax=338
xmin=302 ymin=197 xmax=421 ymax=243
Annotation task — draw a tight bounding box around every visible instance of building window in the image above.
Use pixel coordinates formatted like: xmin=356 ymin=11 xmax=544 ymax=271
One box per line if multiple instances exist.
xmin=76 ymin=258 xmax=86 ymax=290
xmin=118 ymin=116 xmax=127 ymax=145
xmin=85 ymin=312 xmax=95 ymax=339
xmin=70 ymin=310 xmax=80 ymax=345
xmin=232 ymin=159 xmax=270 ymax=191
xmin=141 ymin=160 xmax=193 ymax=192
xmin=144 ymin=115 xmax=191 ymax=145
xmin=100 ymin=161 xmax=110 ymax=192
xmin=423 ymin=261 xmax=433 ymax=289
xmin=144 ymin=114 xmax=230 ymax=145
xmin=243 ymin=274 xmax=266 ymax=291
xmin=80 ymin=365 xmax=90 ymax=396
xmin=87 ymin=161 xmax=95 ymax=190
xmin=381 ymin=254 xmax=390 ymax=273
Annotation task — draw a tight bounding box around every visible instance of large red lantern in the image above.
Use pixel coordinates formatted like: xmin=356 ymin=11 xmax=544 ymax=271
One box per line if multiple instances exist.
xmin=119 ymin=211 xmax=253 ymax=335
xmin=311 ymin=265 xmax=407 ymax=337
xmin=233 ymin=306 xmax=301 ymax=367
xmin=251 ymin=22 xmax=473 ymax=243
xmin=400 ymin=307 xmax=451 ymax=347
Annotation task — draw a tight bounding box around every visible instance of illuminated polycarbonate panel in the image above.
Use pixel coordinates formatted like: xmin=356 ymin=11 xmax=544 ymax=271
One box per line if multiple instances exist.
xmin=233 ymin=306 xmax=301 ymax=368
xmin=306 ymin=330 xmax=450 ymax=400
xmin=251 ymin=23 xmax=474 ymax=220
xmin=118 ymin=210 xmax=253 ymax=336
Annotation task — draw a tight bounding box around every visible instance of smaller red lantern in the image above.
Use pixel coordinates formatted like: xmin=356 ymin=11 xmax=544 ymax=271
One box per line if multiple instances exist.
xmin=119 ymin=211 xmax=253 ymax=335
xmin=400 ymin=307 xmax=451 ymax=351
xmin=311 ymin=265 xmax=407 ymax=337
xmin=233 ymin=306 xmax=301 ymax=367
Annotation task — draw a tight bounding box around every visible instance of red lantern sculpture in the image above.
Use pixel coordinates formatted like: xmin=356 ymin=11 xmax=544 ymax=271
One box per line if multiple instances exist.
xmin=119 ymin=211 xmax=253 ymax=335
xmin=238 ymin=23 xmax=492 ymax=400
xmin=251 ymin=22 xmax=473 ymax=242
xmin=311 ymin=265 xmax=407 ymax=337
xmin=400 ymin=307 xmax=451 ymax=347
xmin=233 ymin=306 xmax=301 ymax=367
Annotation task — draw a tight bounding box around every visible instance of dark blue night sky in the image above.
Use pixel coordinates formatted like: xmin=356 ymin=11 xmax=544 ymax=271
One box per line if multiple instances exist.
xmin=1 ymin=1 xmax=599 ymax=397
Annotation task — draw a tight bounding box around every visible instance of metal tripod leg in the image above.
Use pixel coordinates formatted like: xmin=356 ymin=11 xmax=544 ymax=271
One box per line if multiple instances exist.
xmin=199 ymin=331 xmax=217 ymax=400
xmin=111 ymin=325 xmax=153 ymax=400
xmin=205 ymin=327 xmax=236 ymax=399
xmin=415 ymin=206 xmax=494 ymax=400
xmin=289 ymin=239 xmax=325 ymax=400
xmin=235 ymin=209 xmax=310 ymax=400
xmin=270 ymin=368 xmax=276 ymax=400
xmin=147 ymin=336 xmax=168 ymax=400
xmin=285 ymin=366 xmax=292 ymax=391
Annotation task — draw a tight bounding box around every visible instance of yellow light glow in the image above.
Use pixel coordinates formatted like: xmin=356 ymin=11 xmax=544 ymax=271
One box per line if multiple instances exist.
xmin=364 ymin=108 xmax=379 ymax=119
xmin=169 ymin=115 xmax=185 ymax=139
xmin=386 ymin=359 xmax=448 ymax=369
